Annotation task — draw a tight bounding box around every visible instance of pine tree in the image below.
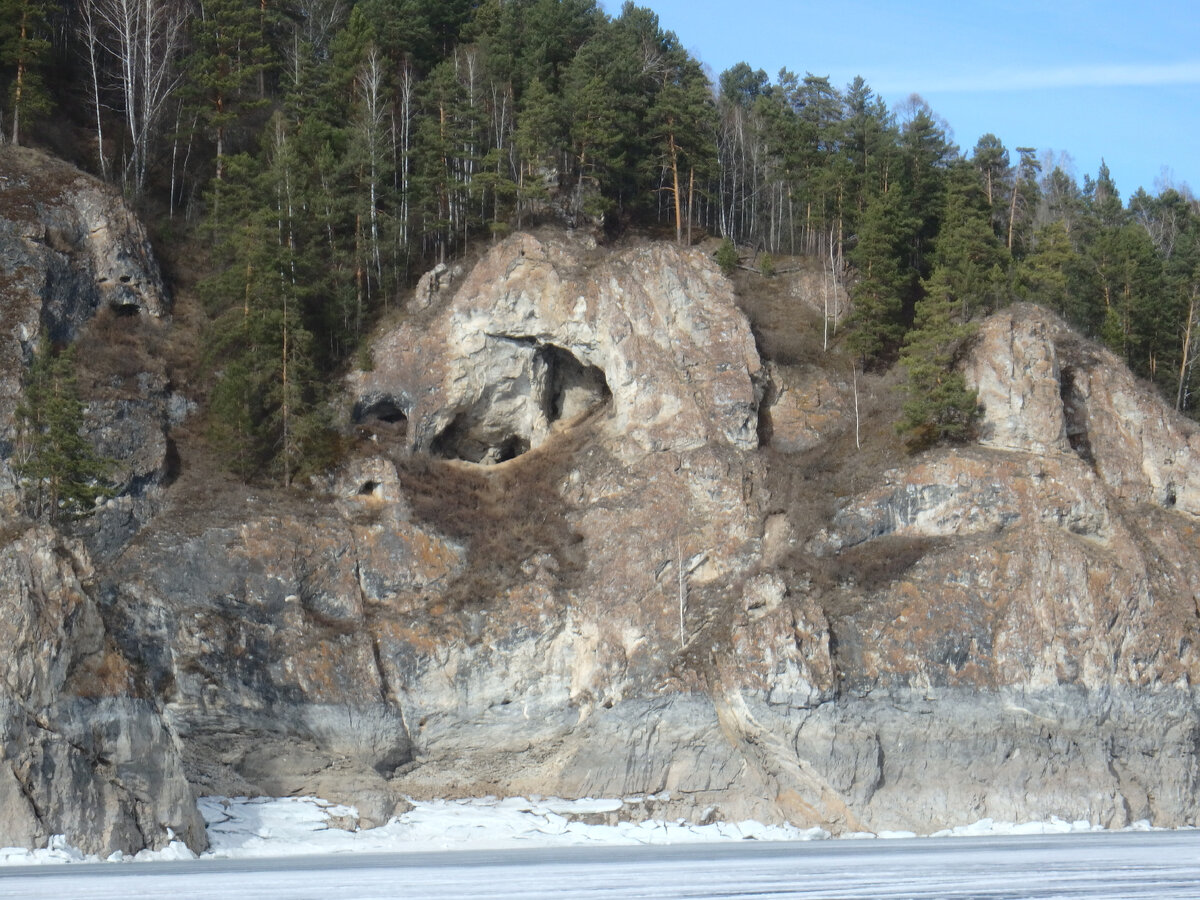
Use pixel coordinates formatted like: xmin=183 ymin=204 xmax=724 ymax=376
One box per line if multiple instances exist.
xmin=0 ymin=0 xmax=53 ymax=144
xmin=562 ymin=14 xmax=641 ymax=217
xmin=896 ymin=283 xmax=979 ymax=451
xmin=513 ymin=75 xmax=560 ymax=223
xmin=200 ymin=124 xmax=326 ymax=485
xmin=184 ymin=0 xmax=272 ymax=182
xmin=644 ymin=42 xmax=715 ymax=243
xmin=14 ymin=340 xmax=113 ymax=520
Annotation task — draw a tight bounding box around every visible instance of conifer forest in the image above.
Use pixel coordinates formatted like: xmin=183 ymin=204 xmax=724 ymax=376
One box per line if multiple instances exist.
xmin=2 ymin=0 xmax=1198 ymax=478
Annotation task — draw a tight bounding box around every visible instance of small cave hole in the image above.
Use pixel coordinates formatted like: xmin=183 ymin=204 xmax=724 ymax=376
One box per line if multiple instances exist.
xmin=118 ymin=274 xmax=132 ymax=284
xmin=358 ymin=480 xmax=380 ymax=496
xmin=1163 ymin=484 xmax=1177 ymax=508
xmin=162 ymin=437 xmax=182 ymax=486
xmin=492 ymin=434 xmax=530 ymax=463
xmin=110 ymin=301 xmax=140 ymax=317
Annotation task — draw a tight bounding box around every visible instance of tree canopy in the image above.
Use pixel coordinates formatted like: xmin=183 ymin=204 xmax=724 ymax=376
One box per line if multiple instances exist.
xmin=2 ymin=0 xmax=1197 ymax=473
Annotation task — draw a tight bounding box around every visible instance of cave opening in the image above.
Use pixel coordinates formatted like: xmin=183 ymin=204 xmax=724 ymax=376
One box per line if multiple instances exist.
xmin=537 ymin=344 xmax=612 ymax=424
xmin=430 ymin=342 xmax=610 ymax=464
xmin=353 ymin=396 xmax=407 ymax=425
xmin=353 ymin=395 xmax=409 ymax=446
xmin=110 ymin=301 xmax=140 ymax=317
xmin=430 ymin=412 xmax=528 ymax=464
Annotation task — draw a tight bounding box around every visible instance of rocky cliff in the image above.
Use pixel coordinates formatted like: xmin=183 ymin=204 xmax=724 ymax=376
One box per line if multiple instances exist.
xmin=0 ymin=146 xmax=201 ymax=855
xmin=2 ymin=149 xmax=1199 ymax=853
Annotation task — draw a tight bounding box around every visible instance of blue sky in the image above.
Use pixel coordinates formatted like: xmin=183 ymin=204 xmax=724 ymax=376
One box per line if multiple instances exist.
xmin=599 ymin=0 xmax=1200 ymax=200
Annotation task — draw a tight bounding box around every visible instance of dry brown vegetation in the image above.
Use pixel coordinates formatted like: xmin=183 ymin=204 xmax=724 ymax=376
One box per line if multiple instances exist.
xmin=392 ymin=414 xmax=603 ymax=615
xmin=725 ymin=250 xmax=937 ymax=625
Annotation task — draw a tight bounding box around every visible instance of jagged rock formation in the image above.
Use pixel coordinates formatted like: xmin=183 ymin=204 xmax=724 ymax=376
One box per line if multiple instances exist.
xmin=3 ymin=153 xmax=1200 ymax=853
xmin=354 ymin=233 xmax=762 ymax=461
xmin=0 ymin=525 xmax=204 ymax=854
xmin=0 ymin=147 xmax=198 ymax=855
xmin=968 ymin=305 xmax=1200 ymax=513
xmin=0 ymin=146 xmax=178 ymax=543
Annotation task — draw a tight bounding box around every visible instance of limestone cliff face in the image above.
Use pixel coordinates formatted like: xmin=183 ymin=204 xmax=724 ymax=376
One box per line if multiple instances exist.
xmin=353 ymin=233 xmax=763 ymax=460
xmin=0 ymin=148 xmax=198 ymax=855
xmin=4 ymin=157 xmax=1200 ymax=852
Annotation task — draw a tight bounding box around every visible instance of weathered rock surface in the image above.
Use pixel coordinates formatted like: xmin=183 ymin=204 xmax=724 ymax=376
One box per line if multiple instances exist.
xmin=969 ymin=304 xmax=1200 ymax=514
xmin=762 ymin=362 xmax=851 ymax=452
xmin=5 ymin=184 xmax=1200 ymax=853
xmin=353 ymin=233 xmax=763 ymax=461
xmin=0 ymin=148 xmax=197 ymax=855
xmin=0 ymin=145 xmax=166 ymax=436
xmin=0 ymin=146 xmax=178 ymax=541
xmin=0 ymin=526 xmax=203 ymax=854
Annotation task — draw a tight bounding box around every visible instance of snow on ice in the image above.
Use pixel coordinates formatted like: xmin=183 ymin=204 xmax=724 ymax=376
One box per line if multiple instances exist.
xmin=0 ymin=794 xmax=1162 ymax=866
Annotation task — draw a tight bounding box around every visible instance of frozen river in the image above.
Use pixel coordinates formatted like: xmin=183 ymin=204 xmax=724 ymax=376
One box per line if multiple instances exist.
xmin=2 ymin=831 xmax=1198 ymax=899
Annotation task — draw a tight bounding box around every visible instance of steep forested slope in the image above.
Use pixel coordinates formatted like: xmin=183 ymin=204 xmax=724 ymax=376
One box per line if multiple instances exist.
xmin=2 ymin=0 xmax=1198 ymax=485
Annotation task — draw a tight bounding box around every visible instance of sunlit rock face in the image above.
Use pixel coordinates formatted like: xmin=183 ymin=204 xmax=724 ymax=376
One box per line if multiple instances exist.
xmin=352 ymin=232 xmax=764 ymax=463
xmin=0 ymin=148 xmax=198 ymax=857
xmin=967 ymin=303 xmax=1200 ymax=514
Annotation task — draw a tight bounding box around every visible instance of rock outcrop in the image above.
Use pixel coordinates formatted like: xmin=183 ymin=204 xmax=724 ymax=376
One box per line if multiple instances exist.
xmin=0 ymin=525 xmax=203 ymax=854
xmin=0 ymin=145 xmax=166 ymax=432
xmin=353 ymin=233 xmax=763 ymax=461
xmin=4 ymin=169 xmax=1200 ymax=853
xmin=968 ymin=304 xmax=1200 ymax=514
xmin=0 ymin=147 xmax=197 ymax=855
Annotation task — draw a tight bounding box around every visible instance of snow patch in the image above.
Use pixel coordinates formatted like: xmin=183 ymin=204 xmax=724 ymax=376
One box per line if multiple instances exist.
xmin=0 ymin=796 xmax=1172 ymax=866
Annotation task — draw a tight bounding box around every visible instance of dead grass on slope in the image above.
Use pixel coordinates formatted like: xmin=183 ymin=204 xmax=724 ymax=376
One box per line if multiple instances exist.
xmin=393 ymin=413 xmax=602 ymax=616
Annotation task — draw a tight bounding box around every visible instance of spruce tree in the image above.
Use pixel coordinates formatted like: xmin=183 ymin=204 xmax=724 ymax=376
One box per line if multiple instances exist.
xmin=927 ymin=162 xmax=1010 ymax=320
xmin=896 ymin=285 xmax=979 ymax=452
xmin=846 ymin=186 xmax=911 ymax=364
xmin=14 ymin=340 xmax=112 ymax=520
xmin=895 ymin=163 xmax=1000 ymax=450
xmin=1018 ymin=221 xmax=1077 ymax=319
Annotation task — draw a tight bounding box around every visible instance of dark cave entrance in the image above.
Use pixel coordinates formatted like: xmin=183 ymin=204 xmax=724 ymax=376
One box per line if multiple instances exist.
xmin=352 ymin=395 xmax=409 ymax=444
xmin=431 ymin=414 xmax=532 ymax=464
xmin=537 ymin=344 xmax=612 ymax=425
xmin=430 ymin=342 xmax=611 ymax=464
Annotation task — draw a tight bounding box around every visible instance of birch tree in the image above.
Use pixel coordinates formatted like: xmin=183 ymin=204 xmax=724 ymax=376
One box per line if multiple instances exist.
xmin=83 ymin=0 xmax=187 ymax=195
